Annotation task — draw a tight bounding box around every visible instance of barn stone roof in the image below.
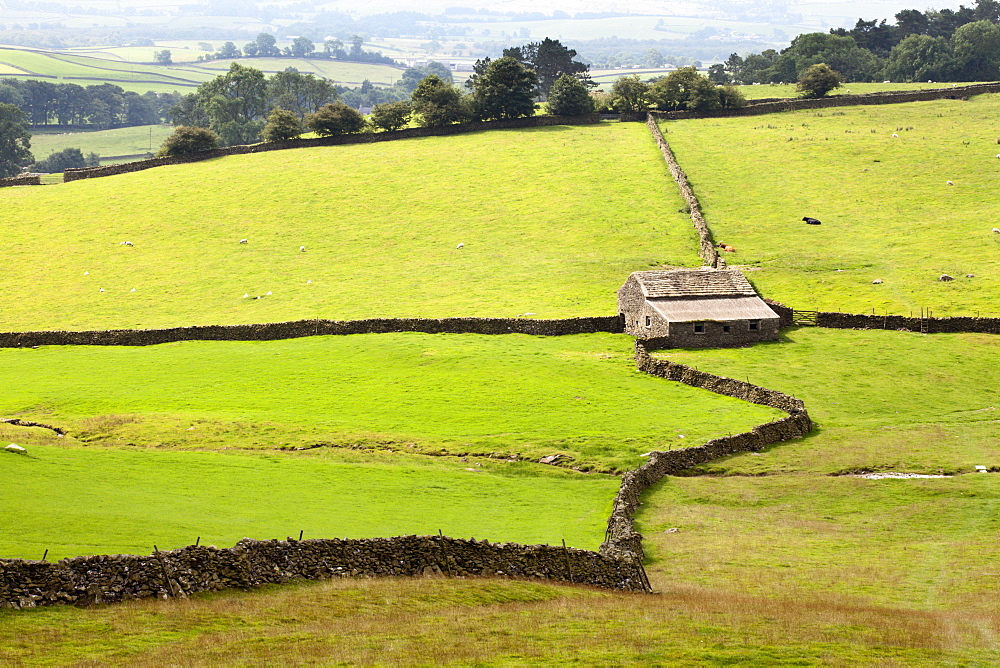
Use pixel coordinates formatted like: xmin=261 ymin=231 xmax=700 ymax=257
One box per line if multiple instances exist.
xmin=649 ymin=296 xmax=779 ymax=323
xmin=631 ymin=268 xmax=758 ymax=299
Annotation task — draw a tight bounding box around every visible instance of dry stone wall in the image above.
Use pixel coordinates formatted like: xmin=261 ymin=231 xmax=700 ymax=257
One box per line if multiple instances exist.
xmin=0 ymin=535 xmax=648 ymax=608
xmin=0 ymin=174 xmax=40 ymax=187
xmin=600 ymin=340 xmax=812 ymax=560
xmin=646 ymin=115 xmax=722 ymax=269
xmin=815 ymin=311 xmax=1000 ymax=334
xmin=63 ymin=114 xmax=601 ymax=182
xmin=0 ymin=316 xmax=624 ymax=348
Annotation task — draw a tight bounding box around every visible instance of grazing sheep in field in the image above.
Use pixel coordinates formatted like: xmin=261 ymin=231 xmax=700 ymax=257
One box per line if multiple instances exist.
xmin=939 ymin=274 xmax=954 ymax=281
xmin=947 ymin=180 xmax=954 ymax=185
xmin=802 ymin=217 xmax=822 ymax=225
xmin=299 ymin=246 xmax=305 ymax=252
xmin=872 ymin=279 xmax=883 ymax=284
xmin=120 ymin=241 xmax=133 ymax=246
xmin=239 ymin=239 xmax=248 ymax=244
xmin=993 ymin=228 xmax=1000 ymax=233
xmin=456 ymin=242 xmax=464 ymax=249
xmin=99 ymin=288 xmax=105 ymax=292
xmin=892 ymin=133 xmax=899 ymax=137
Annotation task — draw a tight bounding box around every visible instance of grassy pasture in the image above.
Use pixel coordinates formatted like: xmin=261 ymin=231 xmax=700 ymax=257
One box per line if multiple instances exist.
xmin=189 ymin=58 xmax=404 ymax=85
xmin=0 ymin=47 xmax=208 ymax=91
xmin=635 ymin=328 xmax=1000 ymax=619
xmin=0 ymin=438 xmax=617 ymax=560
xmin=30 ymin=124 xmax=171 ymax=162
xmin=662 ymin=93 xmax=1000 ymax=315
xmin=0 ymin=122 xmax=700 ymax=330
xmin=735 ymin=81 xmax=968 ymax=99
xmin=0 ymin=333 xmax=781 ymax=472
xmin=1 ymin=578 xmax=997 ymax=664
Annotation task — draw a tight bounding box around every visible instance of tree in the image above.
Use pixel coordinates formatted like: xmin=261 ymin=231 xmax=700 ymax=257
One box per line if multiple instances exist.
xmin=410 ymin=75 xmax=467 ymax=127
xmin=0 ymin=102 xmax=32 ymax=177
xmin=254 ymin=33 xmax=281 ymax=57
xmin=643 ymin=49 xmax=665 ymax=68
xmin=267 ymin=68 xmax=338 ymax=119
xmin=261 ymin=108 xmax=302 ymax=141
xmin=546 ymin=74 xmax=594 ymax=115
xmin=305 ymin=102 xmax=366 ymax=136
xmin=884 ymin=34 xmax=955 ymax=81
xmin=153 ymin=49 xmax=172 ymax=64
xmin=369 ymin=100 xmax=411 ymax=131
xmin=196 ymin=63 xmax=269 ymax=145
xmin=290 ymin=36 xmax=315 ymax=58
xmin=33 ymin=147 xmax=85 ymax=173
xmin=156 ymin=126 xmax=219 ymax=157
xmin=796 ymin=63 xmax=845 ymax=98
xmin=952 ymin=20 xmax=1000 ymax=80
xmin=778 ymin=32 xmax=881 ymax=82
xmin=503 ymin=37 xmax=591 ymax=98
xmin=707 ymin=64 xmax=730 ymax=84
xmin=650 ymin=67 xmax=729 ymax=112
xmin=469 ymin=56 xmax=538 ymax=121
xmin=217 ymin=41 xmax=241 ymax=59
xmin=610 ymin=75 xmax=650 ymax=112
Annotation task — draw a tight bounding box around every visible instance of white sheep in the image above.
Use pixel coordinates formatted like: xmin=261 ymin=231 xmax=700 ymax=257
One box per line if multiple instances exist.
xmin=306 ymin=280 xmax=312 ymax=284
xmin=993 ymin=228 xmax=1000 ymax=233
xmin=120 ymin=241 xmax=133 ymax=246
xmin=266 ymin=290 xmax=272 ymax=296
xmin=947 ymin=180 xmax=954 ymax=185
xmin=892 ymin=133 xmax=898 ymax=137
xmin=239 ymin=239 xmax=248 ymax=244
xmin=130 ymin=288 xmax=136 ymax=292
xmin=456 ymin=242 xmax=464 ymax=249
xmin=243 ymin=293 xmax=249 ymax=298
xmin=99 ymin=288 xmax=105 ymax=292
xmin=299 ymin=246 xmax=306 ymax=252
xmin=84 ymin=271 xmax=89 ymax=275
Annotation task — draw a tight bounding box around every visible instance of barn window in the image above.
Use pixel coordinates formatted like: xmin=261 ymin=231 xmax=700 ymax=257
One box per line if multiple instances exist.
xmin=722 ymin=325 xmax=731 ymax=333
xmin=748 ymin=320 xmax=760 ymax=331
xmin=693 ymin=323 xmax=705 ymax=334
xmin=645 ymin=316 xmax=651 ymax=327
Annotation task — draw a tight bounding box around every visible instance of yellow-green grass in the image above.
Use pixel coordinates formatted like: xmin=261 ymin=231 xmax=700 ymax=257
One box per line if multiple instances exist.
xmin=0 ymin=436 xmax=617 ymax=560
xmin=0 ymin=61 xmax=27 ymax=75
xmin=635 ymin=328 xmax=1000 ymax=616
xmin=189 ymin=58 xmax=405 ymax=85
xmin=30 ymin=124 xmax=171 ymax=162
xmin=0 ymin=47 xmax=209 ymax=91
xmin=0 ymin=333 xmax=781 ymax=473
xmin=2 ymin=578 xmax=997 ymax=664
xmin=662 ymin=94 xmax=1000 ymax=315
xmin=0 ymin=122 xmax=700 ymax=331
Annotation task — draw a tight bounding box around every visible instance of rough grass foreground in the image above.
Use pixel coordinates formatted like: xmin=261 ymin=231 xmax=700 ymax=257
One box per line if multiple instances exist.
xmin=663 ymin=93 xmax=1000 ymax=315
xmin=0 ymin=332 xmax=781 ymax=559
xmin=2 ymin=578 xmax=997 ymax=664
xmin=0 ymin=122 xmax=699 ymax=331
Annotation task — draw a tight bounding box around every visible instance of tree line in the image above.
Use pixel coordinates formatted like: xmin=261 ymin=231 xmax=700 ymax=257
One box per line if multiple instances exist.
xmin=160 ymin=38 xmax=599 ymax=154
xmin=193 ymin=33 xmax=395 ymax=65
xmin=0 ymin=79 xmax=180 ymax=128
xmin=720 ymin=0 xmax=1000 ymax=84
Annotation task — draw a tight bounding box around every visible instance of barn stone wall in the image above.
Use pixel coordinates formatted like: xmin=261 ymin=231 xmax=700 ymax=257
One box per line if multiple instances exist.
xmin=63 ymin=114 xmax=601 ymax=182
xmin=815 ymin=311 xmax=1000 ymax=334
xmin=0 ymin=535 xmax=648 ymax=608
xmin=0 ymin=315 xmax=625 ymax=348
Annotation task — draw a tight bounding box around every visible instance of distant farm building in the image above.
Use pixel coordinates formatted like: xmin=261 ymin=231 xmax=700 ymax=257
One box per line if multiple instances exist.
xmin=618 ymin=268 xmax=779 ymax=348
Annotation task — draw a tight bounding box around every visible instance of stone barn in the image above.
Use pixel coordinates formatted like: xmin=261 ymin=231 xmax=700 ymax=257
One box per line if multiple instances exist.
xmin=618 ymin=268 xmax=780 ymax=348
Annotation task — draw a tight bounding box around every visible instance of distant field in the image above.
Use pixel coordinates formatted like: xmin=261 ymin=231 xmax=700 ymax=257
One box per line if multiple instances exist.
xmin=0 ymin=122 xmax=700 ymax=330
xmin=641 ymin=328 xmax=1000 ymax=612
xmin=30 ymin=124 xmax=171 ymax=163
xmin=0 ymin=333 xmax=780 ymax=472
xmin=662 ymin=93 xmax=1000 ymax=315
xmin=189 ymin=57 xmax=405 ymax=85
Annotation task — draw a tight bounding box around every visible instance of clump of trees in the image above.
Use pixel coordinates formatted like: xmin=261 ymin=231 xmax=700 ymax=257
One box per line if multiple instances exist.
xmin=723 ymin=1 xmax=1000 ymax=83
xmin=796 ymin=63 xmax=845 ymax=98
xmin=0 ymin=78 xmax=179 ymax=128
xmin=0 ymin=102 xmax=32 ymax=177
xmin=32 ymin=147 xmax=99 ymax=173
xmin=199 ymin=33 xmax=395 ymax=65
xmin=156 ymin=126 xmax=220 ymax=157
xmin=600 ymin=68 xmax=747 ymax=113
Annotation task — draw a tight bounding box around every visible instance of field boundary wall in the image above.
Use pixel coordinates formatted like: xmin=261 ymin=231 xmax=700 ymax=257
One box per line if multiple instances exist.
xmin=645 ymin=114 xmax=722 ymax=269
xmin=0 ymin=535 xmax=648 ymax=608
xmin=814 ymin=311 xmax=1000 ymax=334
xmin=0 ymin=315 xmax=624 ymax=348
xmin=63 ymin=114 xmax=602 ymax=182
xmin=651 ymin=82 xmax=1000 ymax=120
xmin=599 ymin=340 xmax=812 ymax=560
xmin=0 ymin=174 xmax=40 ymax=187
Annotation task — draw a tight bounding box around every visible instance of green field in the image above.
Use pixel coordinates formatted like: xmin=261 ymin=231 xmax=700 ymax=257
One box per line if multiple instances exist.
xmin=662 ymin=93 xmax=1000 ymax=315
xmin=638 ymin=328 xmax=1000 ymax=613
xmin=30 ymin=124 xmax=171 ymax=163
xmin=0 ymin=47 xmax=209 ymax=91
xmin=0 ymin=122 xmax=699 ymax=331
xmin=0 ymin=333 xmax=781 ymax=472
xmin=735 ymin=81 xmax=965 ymax=99
xmin=189 ymin=58 xmax=405 ymax=85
